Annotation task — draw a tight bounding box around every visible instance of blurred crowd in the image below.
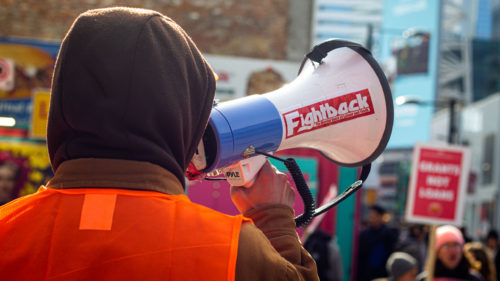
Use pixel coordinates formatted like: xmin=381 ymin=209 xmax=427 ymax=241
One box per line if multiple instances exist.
xmin=305 ymin=205 xmax=500 ymax=281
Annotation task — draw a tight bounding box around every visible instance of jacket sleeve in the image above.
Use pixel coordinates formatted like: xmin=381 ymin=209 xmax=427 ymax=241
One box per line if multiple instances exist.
xmin=235 ymin=204 xmax=319 ymax=281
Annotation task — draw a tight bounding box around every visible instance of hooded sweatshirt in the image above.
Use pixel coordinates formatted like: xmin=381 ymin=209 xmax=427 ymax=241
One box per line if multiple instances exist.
xmin=47 ymin=7 xmax=215 ymax=186
xmin=0 ymin=7 xmax=318 ymax=281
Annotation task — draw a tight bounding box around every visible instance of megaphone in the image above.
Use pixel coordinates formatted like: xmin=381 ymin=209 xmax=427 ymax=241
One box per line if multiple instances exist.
xmin=187 ymin=39 xmax=393 ymax=226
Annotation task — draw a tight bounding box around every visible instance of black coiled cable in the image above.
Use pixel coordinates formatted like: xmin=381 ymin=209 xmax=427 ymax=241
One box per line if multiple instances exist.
xmin=256 ymin=150 xmax=370 ymax=228
xmin=282 ymin=157 xmax=316 ymax=227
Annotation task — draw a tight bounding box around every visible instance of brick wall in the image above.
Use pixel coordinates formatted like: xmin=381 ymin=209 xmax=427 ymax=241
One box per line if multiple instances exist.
xmin=0 ymin=0 xmax=291 ymax=59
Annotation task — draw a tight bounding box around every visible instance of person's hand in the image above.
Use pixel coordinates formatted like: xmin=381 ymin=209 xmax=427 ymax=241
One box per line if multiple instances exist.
xmin=230 ymin=160 xmax=295 ymax=214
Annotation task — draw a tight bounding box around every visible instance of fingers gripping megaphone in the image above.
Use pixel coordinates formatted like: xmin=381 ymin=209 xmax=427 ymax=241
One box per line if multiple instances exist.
xmin=186 ymin=39 xmax=394 ymax=226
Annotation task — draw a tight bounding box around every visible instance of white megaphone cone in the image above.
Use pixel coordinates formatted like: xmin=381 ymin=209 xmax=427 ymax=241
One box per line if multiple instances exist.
xmin=191 ymin=39 xmax=393 ymax=173
xmin=266 ymin=42 xmax=392 ymax=167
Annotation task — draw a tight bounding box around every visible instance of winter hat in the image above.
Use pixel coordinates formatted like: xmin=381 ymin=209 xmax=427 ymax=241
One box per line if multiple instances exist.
xmin=435 ymin=225 xmax=465 ymax=251
xmin=386 ymin=252 xmax=417 ymax=280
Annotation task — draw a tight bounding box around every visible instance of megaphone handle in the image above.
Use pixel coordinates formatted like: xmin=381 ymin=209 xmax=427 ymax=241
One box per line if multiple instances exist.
xmin=223 ymin=156 xmax=267 ymax=187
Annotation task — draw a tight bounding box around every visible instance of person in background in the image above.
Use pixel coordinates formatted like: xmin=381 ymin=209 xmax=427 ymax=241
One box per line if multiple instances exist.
xmin=377 ymin=251 xmax=424 ymax=281
xmin=357 ymin=205 xmax=399 ymax=281
xmin=0 ymin=7 xmax=319 ymax=281
xmin=485 ymin=230 xmax=500 ymax=281
xmin=463 ymin=242 xmax=497 ymax=281
xmin=305 ymin=230 xmax=344 ymax=281
xmin=397 ymin=224 xmax=428 ymax=272
xmin=434 ymin=225 xmax=481 ymax=281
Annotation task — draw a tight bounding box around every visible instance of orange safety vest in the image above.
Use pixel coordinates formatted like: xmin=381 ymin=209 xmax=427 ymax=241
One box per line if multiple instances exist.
xmin=0 ymin=186 xmax=248 ymax=281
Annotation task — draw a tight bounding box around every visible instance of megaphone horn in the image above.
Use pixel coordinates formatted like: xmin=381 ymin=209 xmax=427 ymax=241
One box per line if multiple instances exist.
xmin=200 ymin=39 xmax=393 ymax=173
xmin=187 ymin=39 xmax=393 ymax=227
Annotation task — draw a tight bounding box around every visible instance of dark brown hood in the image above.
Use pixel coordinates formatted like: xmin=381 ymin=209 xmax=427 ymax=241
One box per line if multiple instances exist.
xmin=47 ymin=7 xmax=216 ymax=187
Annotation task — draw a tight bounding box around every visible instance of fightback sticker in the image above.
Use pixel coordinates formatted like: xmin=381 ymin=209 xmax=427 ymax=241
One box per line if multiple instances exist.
xmin=282 ymin=89 xmax=375 ymax=138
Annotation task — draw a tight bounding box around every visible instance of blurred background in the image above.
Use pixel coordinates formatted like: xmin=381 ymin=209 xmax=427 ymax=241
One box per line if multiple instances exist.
xmin=1 ymin=1 xmax=500 ymax=280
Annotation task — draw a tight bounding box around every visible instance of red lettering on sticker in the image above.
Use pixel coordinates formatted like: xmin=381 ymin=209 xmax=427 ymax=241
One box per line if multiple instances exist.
xmin=283 ymin=89 xmax=375 ymax=138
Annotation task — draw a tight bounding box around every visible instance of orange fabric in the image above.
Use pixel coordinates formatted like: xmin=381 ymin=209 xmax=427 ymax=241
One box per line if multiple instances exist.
xmin=0 ymin=186 xmax=249 ymax=281
xmin=79 ymin=193 xmax=117 ymax=230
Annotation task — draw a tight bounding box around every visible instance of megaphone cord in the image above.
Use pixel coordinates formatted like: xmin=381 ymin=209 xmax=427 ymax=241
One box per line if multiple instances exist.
xmin=256 ymin=150 xmax=371 ymax=228
xmin=255 ymin=151 xmax=316 ymax=227
xmin=313 ymin=164 xmax=371 ymax=217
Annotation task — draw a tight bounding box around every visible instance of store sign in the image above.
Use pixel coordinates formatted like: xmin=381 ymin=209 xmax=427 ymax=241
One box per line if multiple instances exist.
xmin=0 ymin=98 xmax=32 ymax=128
xmin=382 ymin=0 xmax=441 ymax=149
xmin=405 ymin=142 xmax=470 ymax=225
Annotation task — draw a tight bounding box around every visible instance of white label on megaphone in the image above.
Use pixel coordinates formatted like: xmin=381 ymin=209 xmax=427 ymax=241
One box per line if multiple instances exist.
xmin=222 ymin=155 xmax=267 ymax=187
xmin=282 ymin=89 xmax=374 ymax=138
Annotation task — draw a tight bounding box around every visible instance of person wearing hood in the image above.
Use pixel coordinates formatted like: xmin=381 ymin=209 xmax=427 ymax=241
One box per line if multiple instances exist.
xmin=0 ymin=7 xmax=319 ymax=281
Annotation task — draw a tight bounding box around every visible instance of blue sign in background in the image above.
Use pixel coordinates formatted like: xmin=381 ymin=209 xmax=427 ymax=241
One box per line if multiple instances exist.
xmin=0 ymin=37 xmax=60 ymax=58
xmin=380 ymin=0 xmax=441 ymax=148
xmin=0 ymin=99 xmax=32 ymax=128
